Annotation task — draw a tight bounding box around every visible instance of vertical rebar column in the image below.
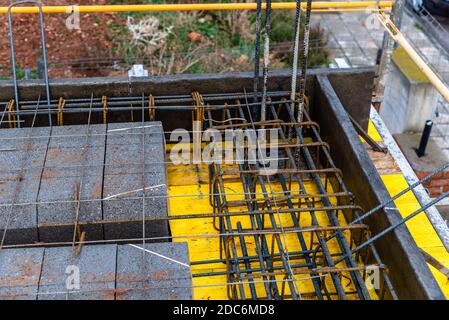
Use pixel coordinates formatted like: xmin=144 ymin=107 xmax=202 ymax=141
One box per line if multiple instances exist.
xmin=8 ymin=1 xmax=52 ymax=128
xmin=260 ymin=0 xmax=272 ymax=122
xmin=253 ymin=0 xmax=263 ymax=112
xmin=297 ymin=0 xmax=313 ymax=122
xmin=290 ymin=0 xmax=302 ymax=112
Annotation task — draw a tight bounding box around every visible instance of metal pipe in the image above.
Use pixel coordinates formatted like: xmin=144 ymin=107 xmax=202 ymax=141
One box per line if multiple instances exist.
xmin=0 ymin=2 xmax=393 ymax=14
xmin=376 ymin=12 xmax=449 ymax=104
xmin=416 ymin=120 xmax=433 ymax=158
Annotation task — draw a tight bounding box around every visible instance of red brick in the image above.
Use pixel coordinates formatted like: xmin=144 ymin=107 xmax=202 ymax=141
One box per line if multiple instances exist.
xmin=422 ymin=180 xmax=431 ymax=187
xmin=443 ymin=185 xmax=449 ymax=193
xmin=416 ymin=171 xmax=429 ymax=180
xmin=432 ymin=172 xmax=444 ymax=179
xmin=444 ymin=171 xmax=449 ymax=179
xmin=430 ymin=178 xmax=449 ymax=187
xmin=427 ymin=186 xmax=442 ymax=197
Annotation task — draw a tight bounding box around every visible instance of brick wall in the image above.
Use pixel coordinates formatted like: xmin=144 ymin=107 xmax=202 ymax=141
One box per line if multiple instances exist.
xmin=417 ymin=171 xmax=449 ymax=198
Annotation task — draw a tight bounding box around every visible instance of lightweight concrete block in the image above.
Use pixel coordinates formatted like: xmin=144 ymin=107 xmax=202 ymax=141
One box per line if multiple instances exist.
xmin=38 ymin=244 xmax=117 ymax=300
xmin=0 ymin=127 xmax=50 ymax=170
xmin=0 ymin=127 xmax=50 ymax=244
xmin=116 ymin=242 xmax=192 ymax=300
xmin=37 ymin=124 xmax=105 ymax=242
xmin=0 ymin=247 xmax=44 ymax=300
xmin=0 ymin=170 xmax=42 ymax=244
xmin=103 ymin=122 xmax=169 ymax=241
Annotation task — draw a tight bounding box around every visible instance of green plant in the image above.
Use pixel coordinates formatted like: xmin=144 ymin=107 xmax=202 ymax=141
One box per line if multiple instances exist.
xmin=103 ymin=2 xmax=330 ymax=74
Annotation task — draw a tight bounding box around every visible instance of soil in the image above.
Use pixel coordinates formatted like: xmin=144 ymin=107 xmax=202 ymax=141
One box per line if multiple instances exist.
xmin=0 ymin=0 xmax=123 ymax=78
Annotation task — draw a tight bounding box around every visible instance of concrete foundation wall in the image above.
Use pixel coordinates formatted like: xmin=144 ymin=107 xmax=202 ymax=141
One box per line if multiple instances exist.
xmin=0 ymin=68 xmax=375 ymax=131
xmin=313 ymin=75 xmax=444 ymax=300
xmin=381 ymin=62 xmax=438 ymax=134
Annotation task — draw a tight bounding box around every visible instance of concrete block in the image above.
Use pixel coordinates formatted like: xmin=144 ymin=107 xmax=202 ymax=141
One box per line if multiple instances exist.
xmin=0 ymin=243 xmax=192 ymax=300
xmin=0 ymin=127 xmax=50 ymax=244
xmin=0 ymin=170 xmax=42 ymax=244
xmin=38 ymin=244 xmax=117 ymax=300
xmin=116 ymin=242 xmax=192 ymax=300
xmin=0 ymin=122 xmax=168 ymax=244
xmin=37 ymin=124 xmax=105 ymax=242
xmin=0 ymin=127 xmax=50 ymax=171
xmin=103 ymin=122 xmax=169 ymax=241
xmin=0 ymin=247 xmax=44 ymax=300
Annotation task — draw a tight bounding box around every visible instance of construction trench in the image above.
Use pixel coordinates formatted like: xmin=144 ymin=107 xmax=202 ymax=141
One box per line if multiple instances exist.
xmin=0 ymin=68 xmax=445 ymax=300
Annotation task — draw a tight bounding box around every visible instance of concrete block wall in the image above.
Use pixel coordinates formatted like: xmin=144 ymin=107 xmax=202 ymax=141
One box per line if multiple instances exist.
xmin=38 ymin=125 xmax=106 ymax=242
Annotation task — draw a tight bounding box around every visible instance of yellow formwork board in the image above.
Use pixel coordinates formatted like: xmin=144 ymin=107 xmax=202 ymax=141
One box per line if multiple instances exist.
xmin=360 ymin=120 xmax=383 ymax=143
xmin=380 ymin=174 xmax=449 ymax=298
xmin=167 ymin=162 xmax=377 ymax=300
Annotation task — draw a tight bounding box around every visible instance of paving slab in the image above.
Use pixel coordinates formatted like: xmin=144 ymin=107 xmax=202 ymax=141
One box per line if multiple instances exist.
xmin=38 ymin=244 xmax=117 ymax=300
xmin=103 ymin=122 xmax=169 ymax=241
xmin=37 ymin=124 xmax=106 ymax=242
xmin=116 ymin=242 xmax=192 ymax=300
xmin=0 ymin=247 xmax=44 ymax=300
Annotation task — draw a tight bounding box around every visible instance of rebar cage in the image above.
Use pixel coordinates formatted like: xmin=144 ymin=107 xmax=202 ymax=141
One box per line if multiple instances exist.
xmin=0 ymin=89 xmax=398 ymax=300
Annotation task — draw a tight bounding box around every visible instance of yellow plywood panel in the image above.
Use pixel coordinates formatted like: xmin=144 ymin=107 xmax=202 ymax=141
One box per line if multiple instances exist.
xmin=167 ymin=158 xmax=379 ymax=299
xmin=380 ymin=173 xmax=449 ymax=298
xmin=424 ymin=247 xmax=449 ymax=298
xmin=360 ymin=120 xmax=383 ymax=143
xmin=167 ymin=139 xmax=449 ymax=299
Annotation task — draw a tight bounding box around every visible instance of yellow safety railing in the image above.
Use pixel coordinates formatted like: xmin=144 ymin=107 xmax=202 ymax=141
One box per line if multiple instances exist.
xmin=0 ymin=1 xmax=392 ymax=14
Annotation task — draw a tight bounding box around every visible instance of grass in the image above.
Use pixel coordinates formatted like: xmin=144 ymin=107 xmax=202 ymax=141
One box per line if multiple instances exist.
xmin=0 ymin=67 xmax=39 ymax=80
xmin=103 ymin=0 xmax=330 ymax=75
